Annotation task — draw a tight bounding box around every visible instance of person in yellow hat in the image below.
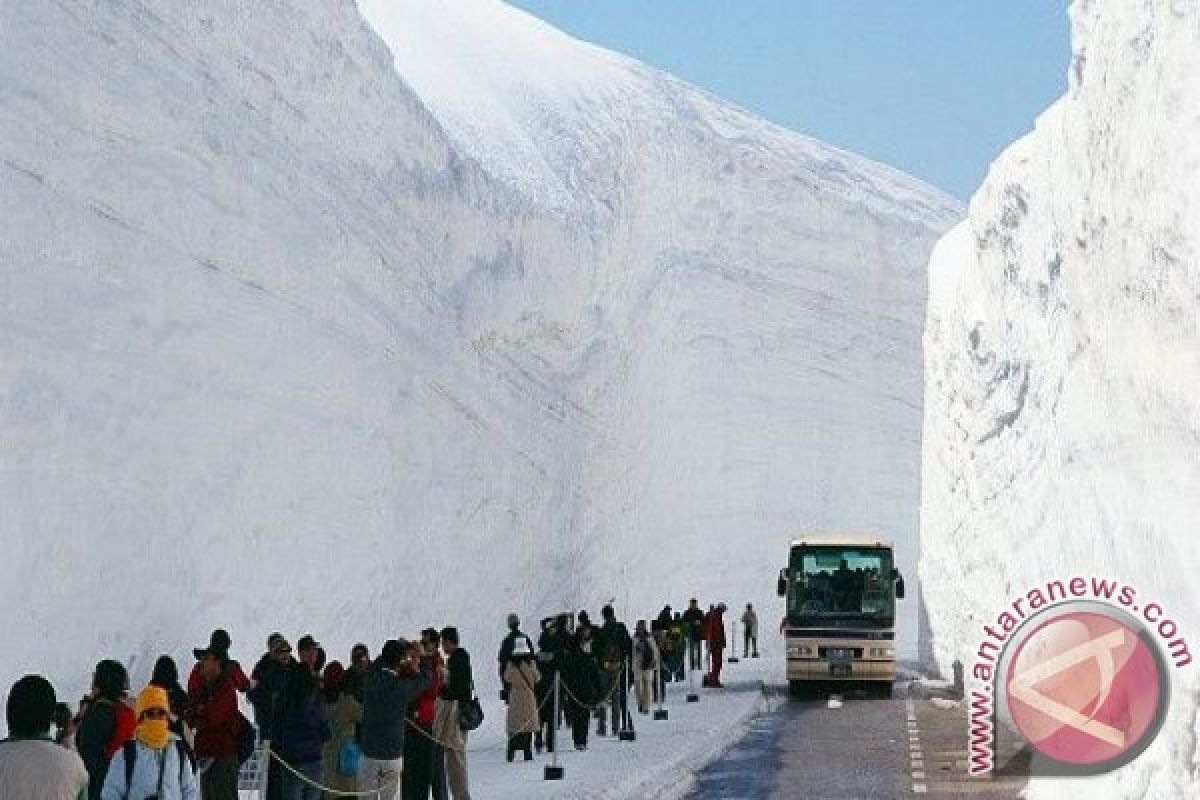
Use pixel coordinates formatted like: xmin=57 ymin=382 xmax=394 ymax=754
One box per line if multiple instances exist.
xmin=100 ymin=686 xmax=197 ymax=800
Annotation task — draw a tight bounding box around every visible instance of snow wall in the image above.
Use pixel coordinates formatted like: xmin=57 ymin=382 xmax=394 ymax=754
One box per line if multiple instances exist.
xmin=0 ymin=0 xmax=958 ymax=714
xmin=921 ymin=1 xmax=1200 ymax=796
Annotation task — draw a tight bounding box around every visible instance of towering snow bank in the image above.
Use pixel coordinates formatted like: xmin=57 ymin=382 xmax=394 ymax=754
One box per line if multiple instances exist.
xmin=1 ymin=0 xmax=956 ymax=714
xmin=921 ymin=1 xmax=1200 ymax=795
xmin=362 ymin=0 xmax=961 ymax=657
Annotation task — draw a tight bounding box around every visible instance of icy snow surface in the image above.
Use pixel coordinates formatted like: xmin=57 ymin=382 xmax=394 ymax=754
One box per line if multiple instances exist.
xmin=921 ymin=1 xmax=1200 ymax=797
xmin=0 ymin=0 xmax=957 ymax=739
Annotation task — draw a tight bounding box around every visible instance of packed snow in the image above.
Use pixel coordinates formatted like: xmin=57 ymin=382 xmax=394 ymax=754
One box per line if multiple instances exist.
xmin=921 ymin=0 xmax=1200 ymax=797
xmin=1 ymin=1 xmax=957 ymax=774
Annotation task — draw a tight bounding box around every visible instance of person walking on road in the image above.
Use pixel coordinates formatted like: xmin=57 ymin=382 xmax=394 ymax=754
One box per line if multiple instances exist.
xmin=742 ymin=603 xmax=760 ymax=658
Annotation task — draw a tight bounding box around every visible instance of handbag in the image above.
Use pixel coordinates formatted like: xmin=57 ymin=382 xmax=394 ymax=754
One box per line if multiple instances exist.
xmin=338 ymin=740 xmax=361 ymax=777
xmin=458 ymin=679 xmax=484 ymax=732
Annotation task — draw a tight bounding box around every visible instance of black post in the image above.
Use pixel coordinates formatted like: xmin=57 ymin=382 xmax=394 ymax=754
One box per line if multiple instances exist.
xmin=544 ymin=671 xmax=564 ymax=781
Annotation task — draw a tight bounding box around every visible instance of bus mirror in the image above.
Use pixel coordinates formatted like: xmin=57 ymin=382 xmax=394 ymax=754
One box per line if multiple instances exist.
xmin=895 ymin=573 xmax=906 ymax=599
xmin=777 ymin=569 xmax=787 ymax=597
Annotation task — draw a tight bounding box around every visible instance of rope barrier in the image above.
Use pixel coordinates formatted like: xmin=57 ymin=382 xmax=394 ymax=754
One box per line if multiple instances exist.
xmin=400 ymin=683 xmax=555 ymax=754
xmin=555 ymin=668 xmax=623 ymax=712
xmin=266 ymin=747 xmax=398 ymax=798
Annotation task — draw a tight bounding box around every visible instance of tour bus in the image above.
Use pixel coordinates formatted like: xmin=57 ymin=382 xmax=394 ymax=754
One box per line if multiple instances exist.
xmin=776 ymin=533 xmax=906 ymax=697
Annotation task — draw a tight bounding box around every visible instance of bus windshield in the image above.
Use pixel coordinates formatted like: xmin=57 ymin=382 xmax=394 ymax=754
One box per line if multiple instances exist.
xmin=787 ymin=545 xmax=895 ymax=622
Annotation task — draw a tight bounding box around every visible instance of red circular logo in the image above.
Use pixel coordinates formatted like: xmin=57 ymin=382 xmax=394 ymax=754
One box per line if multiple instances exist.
xmin=1005 ymin=610 xmax=1165 ymax=767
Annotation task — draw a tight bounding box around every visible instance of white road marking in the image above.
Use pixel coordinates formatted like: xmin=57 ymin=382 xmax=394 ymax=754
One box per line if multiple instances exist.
xmin=906 ymin=695 xmax=927 ymax=795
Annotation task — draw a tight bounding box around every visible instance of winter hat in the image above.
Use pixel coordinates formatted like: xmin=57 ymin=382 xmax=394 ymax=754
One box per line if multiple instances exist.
xmin=194 ymin=629 xmax=232 ymax=662
xmin=323 ymin=661 xmax=346 ymax=691
xmin=297 ymin=634 xmax=321 ymax=653
xmin=135 ymin=686 xmax=170 ymax=717
xmin=506 ymin=613 xmax=520 ymax=630
xmin=267 ymin=632 xmax=286 ymax=651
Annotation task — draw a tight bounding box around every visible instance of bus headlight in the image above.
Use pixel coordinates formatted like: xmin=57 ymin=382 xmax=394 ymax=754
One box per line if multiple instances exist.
xmin=869 ymin=647 xmax=895 ymax=658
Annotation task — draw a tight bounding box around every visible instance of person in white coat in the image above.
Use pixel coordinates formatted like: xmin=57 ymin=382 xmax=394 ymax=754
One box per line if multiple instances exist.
xmin=101 ymin=686 xmax=197 ymax=800
xmin=631 ymin=621 xmax=661 ymax=714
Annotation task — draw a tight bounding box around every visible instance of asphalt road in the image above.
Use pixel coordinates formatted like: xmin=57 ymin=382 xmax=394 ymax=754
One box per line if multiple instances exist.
xmin=686 ymin=682 xmax=1028 ymax=799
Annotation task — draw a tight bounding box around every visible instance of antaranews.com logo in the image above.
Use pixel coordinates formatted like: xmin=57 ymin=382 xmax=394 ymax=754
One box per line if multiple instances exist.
xmin=968 ymin=577 xmax=1191 ymax=777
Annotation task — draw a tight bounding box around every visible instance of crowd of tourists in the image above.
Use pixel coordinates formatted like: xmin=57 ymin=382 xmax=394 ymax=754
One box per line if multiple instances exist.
xmin=0 ymin=598 xmax=761 ymax=800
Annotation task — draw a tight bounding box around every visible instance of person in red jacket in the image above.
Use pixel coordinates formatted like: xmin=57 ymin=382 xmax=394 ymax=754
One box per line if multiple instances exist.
xmin=186 ymin=630 xmax=250 ymax=800
xmin=704 ymin=604 xmax=728 ymax=688
xmin=404 ymin=628 xmax=447 ymax=800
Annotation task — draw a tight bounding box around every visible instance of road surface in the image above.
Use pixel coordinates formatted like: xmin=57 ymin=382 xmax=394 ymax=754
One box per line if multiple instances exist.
xmin=686 ymin=682 xmax=1028 ymax=799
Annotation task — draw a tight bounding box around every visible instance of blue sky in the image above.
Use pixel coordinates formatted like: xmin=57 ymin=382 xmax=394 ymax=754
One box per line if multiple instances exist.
xmin=508 ymin=1 xmax=1070 ymax=200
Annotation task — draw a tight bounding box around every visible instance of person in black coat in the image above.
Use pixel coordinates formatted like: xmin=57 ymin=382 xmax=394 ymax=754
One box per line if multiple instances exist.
xmin=560 ymin=632 xmax=602 ymax=751
xmin=534 ymin=615 xmax=572 ymax=754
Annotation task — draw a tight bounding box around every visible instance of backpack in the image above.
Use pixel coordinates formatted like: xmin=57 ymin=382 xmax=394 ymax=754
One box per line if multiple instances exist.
xmin=123 ymin=739 xmax=190 ymax=794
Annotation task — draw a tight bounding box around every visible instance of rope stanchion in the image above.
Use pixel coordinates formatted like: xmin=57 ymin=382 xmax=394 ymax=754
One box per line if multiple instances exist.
xmin=653 ymin=655 xmax=669 ymax=721
xmin=686 ymin=654 xmax=700 ymax=703
xmin=617 ymin=657 xmax=636 ymax=742
xmin=544 ymin=671 xmax=564 ymax=781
